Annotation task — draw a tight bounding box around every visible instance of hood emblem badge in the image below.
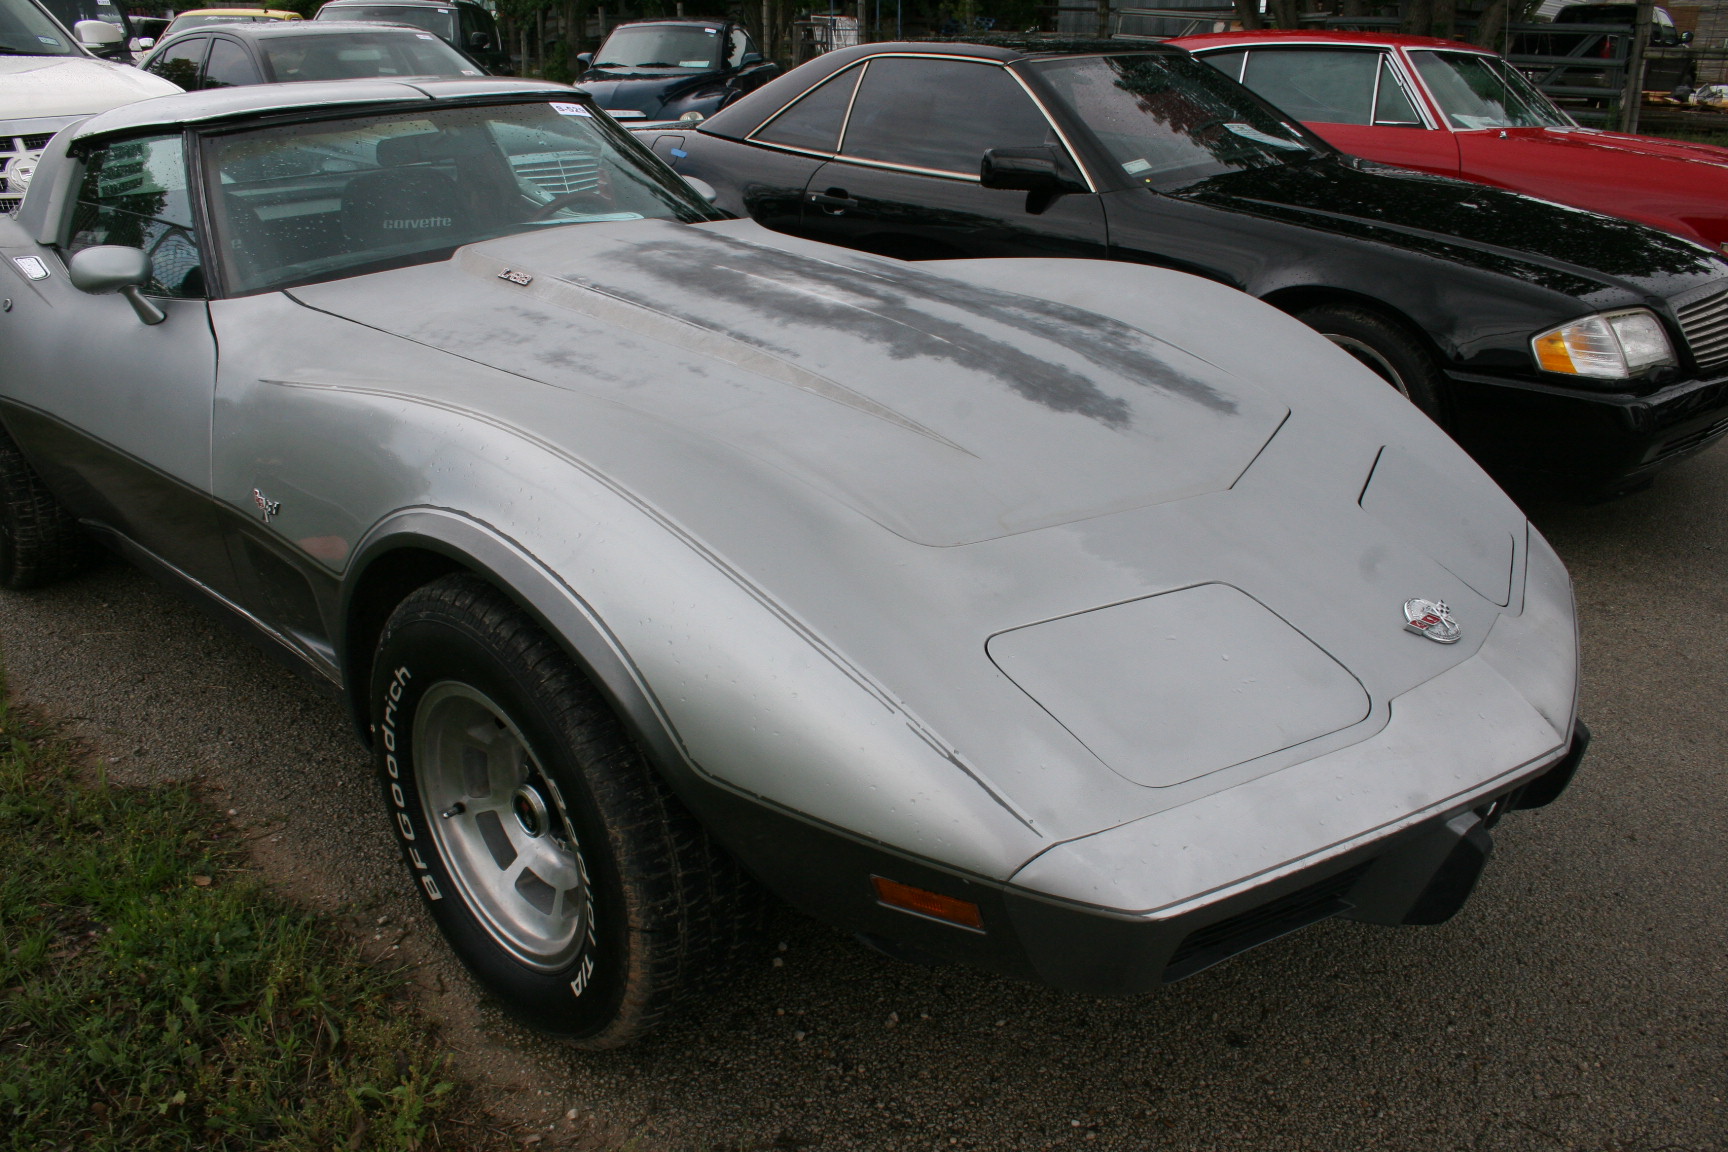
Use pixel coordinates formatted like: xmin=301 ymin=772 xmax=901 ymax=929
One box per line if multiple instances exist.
xmin=1403 ymin=598 xmax=1460 ymax=644
xmin=252 ymin=488 xmax=281 ymax=522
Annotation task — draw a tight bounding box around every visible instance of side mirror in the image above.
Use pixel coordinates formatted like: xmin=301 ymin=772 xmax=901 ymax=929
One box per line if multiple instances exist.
xmin=979 ymin=146 xmax=1087 ymax=195
xmin=682 ymin=175 xmax=719 ymax=204
xmin=1680 ymin=29 xmax=1693 ymax=43
xmin=576 ymin=51 xmax=593 ymax=67
xmin=740 ymin=52 xmax=764 ymax=66
xmin=467 ymin=30 xmax=490 ymax=50
xmin=133 ymin=36 xmax=155 ymax=50
xmin=67 ymin=246 xmax=165 ymax=324
xmin=74 ymin=19 xmax=124 ymax=47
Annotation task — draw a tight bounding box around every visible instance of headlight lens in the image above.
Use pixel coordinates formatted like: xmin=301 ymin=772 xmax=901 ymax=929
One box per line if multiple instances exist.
xmin=1532 ymin=309 xmax=1676 ymax=379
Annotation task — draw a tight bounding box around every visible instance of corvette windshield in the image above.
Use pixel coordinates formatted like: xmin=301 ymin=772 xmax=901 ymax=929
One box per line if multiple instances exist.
xmin=1031 ymin=53 xmax=1321 ymax=192
xmin=204 ymin=100 xmax=718 ymax=294
xmin=593 ymin=24 xmax=721 ymax=70
xmin=0 ymin=0 xmax=79 ymax=57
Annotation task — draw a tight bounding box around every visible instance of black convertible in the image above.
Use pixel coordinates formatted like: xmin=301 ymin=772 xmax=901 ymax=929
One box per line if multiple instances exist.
xmin=648 ymin=39 xmax=1728 ymax=497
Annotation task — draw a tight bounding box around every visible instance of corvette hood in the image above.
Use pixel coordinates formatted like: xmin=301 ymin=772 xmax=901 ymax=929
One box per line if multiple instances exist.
xmin=1174 ymin=157 xmax=1725 ymax=300
xmin=0 ymin=57 xmax=181 ymax=122
xmin=287 ymin=219 xmax=1291 ymax=546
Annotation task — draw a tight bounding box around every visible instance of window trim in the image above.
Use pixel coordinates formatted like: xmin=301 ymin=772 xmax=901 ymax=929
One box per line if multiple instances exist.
xmin=744 ymin=52 xmax=1096 ymax=192
xmin=1403 ymin=47 xmax=1575 ymax=132
xmin=202 ymin=34 xmax=262 ymax=89
xmin=60 ymin=129 xmax=214 ymax=300
xmin=1192 ymin=43 xmax=1440 ymax=131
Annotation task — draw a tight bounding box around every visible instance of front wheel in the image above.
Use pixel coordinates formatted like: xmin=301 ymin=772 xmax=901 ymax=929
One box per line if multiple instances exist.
xmin=1293 ymin=303 xmax=1449 ymax=426
xmin=371 ymin=573 xmax=760 ymax=1048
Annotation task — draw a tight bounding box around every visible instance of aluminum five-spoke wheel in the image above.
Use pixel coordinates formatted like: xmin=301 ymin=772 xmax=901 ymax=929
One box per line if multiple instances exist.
xmin=414 ymin=681 xmax=591 ymax=972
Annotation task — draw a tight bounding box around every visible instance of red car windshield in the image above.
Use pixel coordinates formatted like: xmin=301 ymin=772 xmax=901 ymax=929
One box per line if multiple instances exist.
xmin=1409 ymin=51 xmax=1571 ymax=129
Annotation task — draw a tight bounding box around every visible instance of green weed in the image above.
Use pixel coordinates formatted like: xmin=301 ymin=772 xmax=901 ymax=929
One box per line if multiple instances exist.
xmin=0 ymin=701 xmax=457 ymax=1150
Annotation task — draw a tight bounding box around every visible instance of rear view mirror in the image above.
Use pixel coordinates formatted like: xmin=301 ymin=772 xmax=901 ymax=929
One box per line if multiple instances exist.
xmin=73 ymin=19 xmax=123 ymax=47
xmin=576 ymin=51 xmax=593 ymax=67
xmin=67 ymin=246 xmax=165 ymax=324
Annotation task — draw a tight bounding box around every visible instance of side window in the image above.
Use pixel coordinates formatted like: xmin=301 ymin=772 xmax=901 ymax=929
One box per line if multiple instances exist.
xmin=66 ymin=135 xmax=205 ymax=299
xmin=1240 ymin=48 xmax=1379 ymax=126
xmin=840 ymin=58 xmax=1056 ymax=175
xmin=1199 ymin=49 xmax=1246 ymax=83
xmin=202 ymin=37 xmax=262 ymax=88
xmin=753 ymin=66 xmax=861 ymax=153
xmin=147 ymin=36 xmax=208 ymax=89
xmin=1373 ymin=55 xmax=1423 ymax=125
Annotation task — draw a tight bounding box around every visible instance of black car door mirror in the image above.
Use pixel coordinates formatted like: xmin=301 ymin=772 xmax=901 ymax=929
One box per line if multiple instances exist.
xmin=740 ymin=52 xmax=764 ymax=66
xmin=468 ymin=31 xmax=491 ymax=51
xmin=67 ymin=246 xmax=165 ymax=325
xmin=980 ymin=146 xmax=1087 ymax=195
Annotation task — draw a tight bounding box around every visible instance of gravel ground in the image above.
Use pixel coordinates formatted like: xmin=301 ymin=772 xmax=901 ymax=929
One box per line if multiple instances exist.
xmin=2 ymin=449 xmax=1725 ymax=1152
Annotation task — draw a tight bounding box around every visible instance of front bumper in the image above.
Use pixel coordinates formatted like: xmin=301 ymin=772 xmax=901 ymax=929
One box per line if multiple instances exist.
xmin=1445 ymin=366 xmax=1728 ymax=493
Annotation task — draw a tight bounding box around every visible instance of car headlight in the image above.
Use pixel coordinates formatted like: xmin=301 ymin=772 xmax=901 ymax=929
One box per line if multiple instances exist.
xmin=1532 ymin=309 xmax=1676 ymax=379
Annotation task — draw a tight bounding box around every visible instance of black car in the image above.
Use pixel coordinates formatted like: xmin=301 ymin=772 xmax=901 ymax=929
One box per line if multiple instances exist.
xmin=654 ymin=39 xmax=1728 ymax=497
xmin=574 ymin=18 xmax=779 ymax=123
xmin=314 ymin=0 xmax=509 ymax=74
xmin=139 ymin=19 xmax=486 ymax=88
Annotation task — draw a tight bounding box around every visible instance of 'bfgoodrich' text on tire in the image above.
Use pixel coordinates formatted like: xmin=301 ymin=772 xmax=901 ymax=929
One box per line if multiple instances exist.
xmin=370 ymin=572 xmax=762 ymax=1048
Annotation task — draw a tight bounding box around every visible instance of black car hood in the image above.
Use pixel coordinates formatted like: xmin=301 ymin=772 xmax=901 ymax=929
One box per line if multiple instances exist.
xmin=1172 ymin=158 xmax=1725 ymax=302
xmin=575 ymin=69 xmax=724 ymax=116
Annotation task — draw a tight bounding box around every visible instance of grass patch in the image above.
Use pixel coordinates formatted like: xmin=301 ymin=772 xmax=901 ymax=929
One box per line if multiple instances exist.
xmin=0 ymin=699 xmax=460 ymax=1150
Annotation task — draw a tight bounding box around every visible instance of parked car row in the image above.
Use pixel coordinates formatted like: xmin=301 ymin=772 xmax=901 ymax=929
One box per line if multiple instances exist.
xmin=5 ymin=13 xmax=1720 ymax=1052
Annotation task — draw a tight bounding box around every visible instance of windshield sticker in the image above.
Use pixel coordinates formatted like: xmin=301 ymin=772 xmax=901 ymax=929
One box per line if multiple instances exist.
xmin=415 ymin=32 xmax=435 ymax=38
xmin=549 ymin=102 xmax=592 ymax=117
xmin=1223 ymin=123 xmax=1306 ymax=150
xmin=37 ymin=34 xmax=61 ymax=45
xmin=1121 ymin=158 xmax=1152 ymax=174
xmin=12 ymin=257 xmax=50 ymax=281
xmin=679 ymin=59 xmax=709 ymax=66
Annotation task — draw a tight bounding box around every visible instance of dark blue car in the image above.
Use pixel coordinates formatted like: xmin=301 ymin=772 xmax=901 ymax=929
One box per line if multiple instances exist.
xmin=575 ymin=18 xmax=778 ymax=123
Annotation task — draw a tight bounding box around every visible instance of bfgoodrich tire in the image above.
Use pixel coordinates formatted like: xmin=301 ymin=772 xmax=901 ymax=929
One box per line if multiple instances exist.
xmin=371 ymin=573 xmax=760 ymax=1048
xmin=1294 ymin=303 xmax=1449 ymax=426
xmin=0 ymin=427 xmax=92 ymax=590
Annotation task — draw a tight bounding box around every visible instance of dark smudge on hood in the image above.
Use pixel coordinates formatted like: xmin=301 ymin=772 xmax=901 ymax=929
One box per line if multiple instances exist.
xmin=560 ymin=232 xmax=1239 ymax=429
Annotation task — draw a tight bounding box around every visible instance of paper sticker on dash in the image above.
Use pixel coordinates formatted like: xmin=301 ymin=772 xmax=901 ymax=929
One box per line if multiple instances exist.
xmin=550 ymin=102 xmax=591 ymax=117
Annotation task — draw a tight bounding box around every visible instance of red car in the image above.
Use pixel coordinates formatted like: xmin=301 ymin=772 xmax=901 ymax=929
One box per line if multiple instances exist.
xmin=1170 ymin=30 xmax=1728 ymax=255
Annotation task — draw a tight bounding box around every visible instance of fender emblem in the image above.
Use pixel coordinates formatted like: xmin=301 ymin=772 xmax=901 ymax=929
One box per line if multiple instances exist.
xmin=1403 ymin=598 xmax=1460 ymax=644
xmin=252 ymin=488 xmax=282 ymax=522
xmin=498 ymin=268 xmax=533 ymax=286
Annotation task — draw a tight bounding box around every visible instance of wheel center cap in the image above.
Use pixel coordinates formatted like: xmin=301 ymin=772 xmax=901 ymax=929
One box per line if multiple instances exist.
xmin=511 ymin=784 xmax=550 ymax=838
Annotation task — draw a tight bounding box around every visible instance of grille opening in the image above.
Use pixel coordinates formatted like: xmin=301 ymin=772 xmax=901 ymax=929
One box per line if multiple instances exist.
xmin=20 ymin=133 xmax=53 ymax=151
xmin=1677 ymin=287 xmax=1728 ymax=373
xmin=1653 ymin=416 xmax=1728 ymax=464
xmin=1163 ymin=861 xmax=1373 ymax=983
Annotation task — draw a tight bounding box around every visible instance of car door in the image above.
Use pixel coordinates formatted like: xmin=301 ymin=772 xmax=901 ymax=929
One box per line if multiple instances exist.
xmin=200 ymin=35 xmax=264 ymax=88
xmin=144 ymin=34 xmax=210 ymax=89
xmin=796 ymin=55 xmax=1107 ymax=261
xmin=1204 ymin=46 xmax=1460 ymax=177
xmin=674 ymin=64 xmax=861 ymax=232
xmin=0 ymin=131 xmax=231 ymax=594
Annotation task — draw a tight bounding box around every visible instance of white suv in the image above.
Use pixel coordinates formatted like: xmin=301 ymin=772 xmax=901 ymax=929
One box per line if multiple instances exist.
xmin=1 ymin=0 xmax=179 ymax=213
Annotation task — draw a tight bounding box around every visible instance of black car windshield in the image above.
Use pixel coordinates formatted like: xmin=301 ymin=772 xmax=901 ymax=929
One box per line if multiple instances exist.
xmin=593 ymin=23 xmax=722 ymax=69
xmin=260 ymin=30 xmax=480 ymax=80
xmin=1029 ymin=53 xmax=1321 ymax=192
xmin=317 ymin=3 xmax=454 ymax=40
xmin=1409 ymin=51 xmax=1570 ymax=129
xmin=0 ymin=0 xmax=79 ymax=56
xmin=205 ymin=100 xmax=718 ymax=294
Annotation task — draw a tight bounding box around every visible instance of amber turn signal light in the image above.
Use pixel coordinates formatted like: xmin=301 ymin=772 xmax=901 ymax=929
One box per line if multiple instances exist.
xmin=871 ymin=876 xmax=984 ymax=930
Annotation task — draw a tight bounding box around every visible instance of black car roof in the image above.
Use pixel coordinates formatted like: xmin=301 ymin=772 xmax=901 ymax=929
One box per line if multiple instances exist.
xmin=700 ymin=38 xmax=1180 ymax=140
xmin=319 ymin=0 xmax=488 ymax=8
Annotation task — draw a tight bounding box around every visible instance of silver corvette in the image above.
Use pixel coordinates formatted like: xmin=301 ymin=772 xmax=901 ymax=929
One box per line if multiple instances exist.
xmin=0 ymin=78 xmax=1586 ymax=1047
